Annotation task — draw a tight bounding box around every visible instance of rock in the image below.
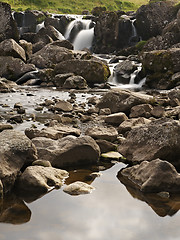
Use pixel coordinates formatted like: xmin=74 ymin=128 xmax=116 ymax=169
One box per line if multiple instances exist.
xmin=32 ymin=135 xmax=100 ymax=168
xmin=140 ymin=48 xmax=180 ymax=89
xmin=9 ymin=114 xmax=23 ymax=123
xmin=114 ymin=60 xmax=136 ymax=84
xmin=151 ymin=106 xmax=165 ymax=118
xmin=93 ymin=11 xmax=119 ymax=53
xmin=63 ymin=75 xmax=88 ymax=89
xmin=19 ymin=40 xmax=32 ymax=59
xmin=51 ymin=39 xmax=73 ymax=50
xmin=53 ymin=100 xmax=73 ymax=112
xmin=129 ymin=104 xmax=153 ymax=118
xmin=25 ymin=125 xmax=80 ymax=140
xmin=0 ymin=194 xmax=31 ymax=224
xmin=63 ymin=181 xmax=95 ymax=195
xmin=85 ymin=126 xmax=118 ymax=142
xmin=0 ymin=56 xmax=36 ymax=81
xmin=0 ymin=39 xmax=26 ymax=62
xmin=28 ymin=43 xmax=74 ymax=69
xmin=17 ymin=166 xmax=68 ymax=200
xmin=0 ymin=78 xmax=17 ymax=92
xmin=118 ymin=117 xmax=151 ymax=134
xmin=135 ymin=1 xmax=173 ymax=40
xmin=168 ymin=89 xmax=180 ymax=107
xmin=101 ymin=151 xmax=124 ymax=160
xmin=0 ymin=2 xmax=19 ymax=42
xmin=165 ymin=106 xmax=180 ymax=119
xmin=118 ymin=118 xmax=180 ymax=168
xmin=0 ymin=123 xmax=13 ymax=132
xmin=96 ymin=89 xmax=153 ymax=114
xmin=32 ymin=160 xmax=52 ymax=167
xmin=0 ymin=130 xmax=37 ymax=193
xmin=44 ymin=16 xmax=70 ymax=35
xmin=120 ymin=159 xmax=180 ymax=193
xmin=99 ymin=108 xmax=111 ymax=115
xmin=96 ymin=139 xmax=117 ymax=153
xmin=54 ymin=59 xmax=110 ymax=85
xmin=104 ymin=112 xmax=128 ymax=126
xmin=53 ymin=73 xmax=74 ymax=87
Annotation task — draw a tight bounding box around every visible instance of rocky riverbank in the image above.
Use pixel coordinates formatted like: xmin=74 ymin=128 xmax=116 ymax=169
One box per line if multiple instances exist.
xmin=0 ymin=0 xmax=180 ymax=223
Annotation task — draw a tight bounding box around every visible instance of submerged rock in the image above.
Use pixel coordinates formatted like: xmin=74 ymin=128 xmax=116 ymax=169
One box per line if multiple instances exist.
xmin=120 ymin=159 xmax=180 ymax=193
xmin=63 ymin=181 xmax=95 ymax=195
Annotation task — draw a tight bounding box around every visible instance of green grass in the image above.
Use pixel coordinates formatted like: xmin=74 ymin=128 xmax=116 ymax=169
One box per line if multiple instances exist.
xmin=4 ymin=0 xmax=149 ymax=14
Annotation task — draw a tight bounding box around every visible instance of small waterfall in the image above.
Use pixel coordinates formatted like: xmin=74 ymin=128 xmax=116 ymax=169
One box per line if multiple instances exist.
xmin=64 ymin=17 xmax=95 ymax=50
xmin=36 ymin=21 xmax=45 ymax=32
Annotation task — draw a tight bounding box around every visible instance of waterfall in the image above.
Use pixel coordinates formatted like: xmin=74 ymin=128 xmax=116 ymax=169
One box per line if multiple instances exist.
xmin=64 ymin=17 xmax=95 ymax=50
xmin=36 ymin=21 xmax=45 ymax=32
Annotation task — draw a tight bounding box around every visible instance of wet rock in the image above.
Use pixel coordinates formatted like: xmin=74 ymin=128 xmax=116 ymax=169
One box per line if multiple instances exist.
xmin=63 ymin=181 xmax=95 ymax=195
xmin=17 ymin=166 xmax=68 ymax=198
xmin=118 ymin=117 xmax=151 ymax=134
xmin=0 ymin=78 xmax=17 ymax=92
xmin=0 ymin=39 xmax=26 ymax=62
xmin=104 ymin=112 xmax=128 ymax=126
xmin=32 ymin=160 xmax=52 ymax=167
xmin=54 ymin=59 xmax=110 ymax=85
xmin=63 ymin=75 xmax=88 ymax=89
xmin=25 ymin=125 xmax=80 ymax=140
xmin=129 ymin=104 xmax=153 ymax=118
xmin=9 ymin=114 xmax=23 ymax=123
xmin=120 ymin=159 xmax=180 ymax=193
xmin=85 ymin=126 xmax=118 ymax=142
xmin=0 ymin=123 xmax=13 ymax=132
xmin=0 ymin=130 xmax=37 ymax=193
xmin=28 ymin=43 xmax=74 ymax=69
xmin=32 ymin=135 xmax=100 ymax=168
xmin=118 ymin=118 xmax=180 ymax=168
xmin=0 ymin=56 xmax=36 ymax=81
xmin=96 ymin=89 xmax=153 ymax=115
xmin=44 ymin=16 xmax=70 ymax=35
xmin=136 ymin=1 xmax=173 ymax=40
xmin=0 ymin=2 xmax=19 ymax=42
xmin=96 ymin=139 xmax=117 ymax=153
xmin=114 ymin=60 xmax=136 ymax=84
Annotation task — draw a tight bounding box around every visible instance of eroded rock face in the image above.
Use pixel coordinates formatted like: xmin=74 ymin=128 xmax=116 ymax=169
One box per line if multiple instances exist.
xmin=54 ymin=59 xmax=110 ymax=84
xmin=0 ymin=130 xmax=37 ymax=193
xmin=118 ymin=118 xmax=180 ymax=168
xmin=32 ymin=135 xmax=100 ymax=168
xmin=0 ymin=2 xmax=19 ymax=42
xmin=120 ymin=159 xmax=180 ymax=193
xmin=96 ymin=89 xmax=153 ymax=114
xmin=17 ymin=166 xmax=68 ymax=197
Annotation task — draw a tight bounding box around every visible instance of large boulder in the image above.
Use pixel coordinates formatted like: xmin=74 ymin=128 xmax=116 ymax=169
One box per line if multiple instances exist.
xmin=0 ymin=130 xmax=37 ymax=193
xmin=96 ymin=89 xmax=153 ymax=115
xmin=118 ymin=118 xmax=180 ymax=168
xmin=135 ymin=1 xmax=173 ymax=40
xmin=32 ymin=135 xmax=100 ymax=168
xmin=120 ymin=159 xmax=180 ymax=193
xmin=28 ymin=43 xmax=74 ymax=69
xmin=17 ymin=166 xmax=68 ymax=201
xmin=141 ymin=48 xmax=180 ymax=89
xmin=0 ymin=2 xmax=19 ymax=42
xmin=93 ymin=11 xmax=119 ymax=53
xmin=54 ymin=59 xmax=110 ymax=84
xmin=44 ymin=16 xmax=70 ymax=35
xmin=0 ymin=56 xmax=36 ymax=81
xmin=85 ymin=126 xmax=118 ymax=142
xmin=0 ymin=39 xmax=26 ymax=61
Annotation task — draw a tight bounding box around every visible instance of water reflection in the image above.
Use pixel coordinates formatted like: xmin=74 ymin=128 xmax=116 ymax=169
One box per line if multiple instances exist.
xmin=117 ymin=170 xmax=180 ymax=217
xmin=0 ymin=194 xmax=31 ymax=224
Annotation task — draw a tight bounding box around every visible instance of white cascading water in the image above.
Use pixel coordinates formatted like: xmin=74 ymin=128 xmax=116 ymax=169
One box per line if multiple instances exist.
xmin=64 ymin=17 xmax=94 ymax=50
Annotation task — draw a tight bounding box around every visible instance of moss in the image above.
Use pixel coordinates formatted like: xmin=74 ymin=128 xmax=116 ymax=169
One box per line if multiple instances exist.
xmin=135 ymin=40 xmax=147 ymax=51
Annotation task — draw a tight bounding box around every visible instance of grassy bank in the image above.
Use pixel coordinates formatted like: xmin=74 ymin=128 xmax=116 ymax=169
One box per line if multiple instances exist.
xmin=3 ymin=0 xmax=149 ymax=14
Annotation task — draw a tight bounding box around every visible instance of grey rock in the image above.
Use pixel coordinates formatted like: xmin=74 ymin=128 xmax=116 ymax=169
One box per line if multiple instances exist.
xmin=105 ymin=112 xmax=128 ymax=126
xmin=85 ymin=126 xmax=118 ymax=142
xmin=129 ymin=104 xmax=153 ymax=118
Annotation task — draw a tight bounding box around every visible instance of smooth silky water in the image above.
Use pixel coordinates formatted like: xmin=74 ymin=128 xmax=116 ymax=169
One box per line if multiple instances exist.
xmin=0 ymin=162 xmax=180 ymax=240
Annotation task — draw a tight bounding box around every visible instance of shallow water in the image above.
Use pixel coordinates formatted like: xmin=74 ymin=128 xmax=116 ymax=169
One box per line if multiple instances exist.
xmin=0 ymin=163 xmax=180 ymax=240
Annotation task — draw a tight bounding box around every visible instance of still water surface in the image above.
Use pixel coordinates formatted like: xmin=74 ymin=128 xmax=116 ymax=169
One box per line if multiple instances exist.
xmin=0 ymin=163 xmax=180 ymax=240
